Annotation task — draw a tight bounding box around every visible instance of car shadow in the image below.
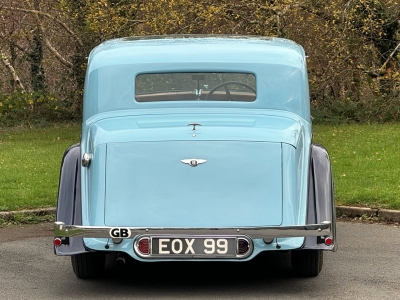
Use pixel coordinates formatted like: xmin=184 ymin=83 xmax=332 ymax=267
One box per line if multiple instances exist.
xmin=55 ymin=251 xmax=325 ymax=298
xmin=103 ymin=251 xmax=294 ymax=286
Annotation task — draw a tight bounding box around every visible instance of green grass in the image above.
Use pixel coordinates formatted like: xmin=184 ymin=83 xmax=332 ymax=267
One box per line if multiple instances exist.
xmin=313 ymin=124 xmax=400 ymax=210
xmin=0 ymin=123 xmax=399 ymax=211
xmin=0 ymin=211 xmax=55 ymax=226
xmin=0 ymin=124 xmax=80 ymax=211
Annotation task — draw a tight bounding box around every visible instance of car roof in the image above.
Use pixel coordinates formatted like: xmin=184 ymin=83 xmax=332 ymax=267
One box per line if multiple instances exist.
xmin=87 ymin=35 xmax=306 ymax=72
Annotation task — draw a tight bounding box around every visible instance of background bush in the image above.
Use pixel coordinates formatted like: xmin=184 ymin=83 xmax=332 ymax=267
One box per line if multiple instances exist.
xmin=0 ymin=91 xmax=79 ymax=127
xmin=0 ymin=0 xmax=399 ymax=125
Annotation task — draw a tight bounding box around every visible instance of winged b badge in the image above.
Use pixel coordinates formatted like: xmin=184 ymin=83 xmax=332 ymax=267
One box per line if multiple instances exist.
xmin=181 ymin=159 xmax=207 ymax=167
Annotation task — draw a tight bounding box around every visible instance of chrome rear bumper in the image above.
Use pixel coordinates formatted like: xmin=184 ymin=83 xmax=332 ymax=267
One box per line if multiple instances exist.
xmin=54 ymin=221 xmax=332 ymax=240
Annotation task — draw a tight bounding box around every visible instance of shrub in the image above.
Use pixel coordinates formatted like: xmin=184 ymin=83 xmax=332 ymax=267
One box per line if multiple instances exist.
xmin=0 ymin=91 xmax=79 ymax=127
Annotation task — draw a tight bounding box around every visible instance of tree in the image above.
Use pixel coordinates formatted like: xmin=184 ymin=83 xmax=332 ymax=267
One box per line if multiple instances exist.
xmin=0 ymin=0 xmax=399 ymax=123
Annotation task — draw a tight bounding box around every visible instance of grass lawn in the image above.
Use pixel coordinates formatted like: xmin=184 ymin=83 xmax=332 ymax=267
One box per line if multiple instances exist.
xmin=0 ymin=123 xmax=399 ymax=211
xmin=313 ymin=124 xmax=400 ymax=210
xmin=0 ymin=123 xmax=80 ymax=211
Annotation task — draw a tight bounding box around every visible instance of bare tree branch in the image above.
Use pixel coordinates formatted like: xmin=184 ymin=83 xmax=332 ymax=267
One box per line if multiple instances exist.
xmin=0 ymin=50 xmax=26 ymax=92
xmin=23 ymin=0 xmax=73 ymax=68
xmin=367 ymin=42 xmax=400 ymax=78
xmin=42 ymin=34 xmax=73 ymax=68
xmin=1 ymin=6 xmax=83 ymax=48
xmin=381 ymin=42 xmax=400 ymax=71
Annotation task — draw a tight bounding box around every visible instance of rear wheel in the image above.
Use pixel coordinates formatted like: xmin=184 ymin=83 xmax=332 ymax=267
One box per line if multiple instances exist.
xmin=71 ymin=252 xmax=106 ymax=279
xmin=291 ymin=249 xmax=323 ymax=277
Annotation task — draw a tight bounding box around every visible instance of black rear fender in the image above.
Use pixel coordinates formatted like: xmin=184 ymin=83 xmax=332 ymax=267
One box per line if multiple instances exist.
xmin=55 ymin=144 xmax=87 ymax=255
xmin=303 ymin=143 xmax=337 ymax=251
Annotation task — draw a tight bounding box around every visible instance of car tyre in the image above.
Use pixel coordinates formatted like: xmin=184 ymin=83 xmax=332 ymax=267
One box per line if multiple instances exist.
xmin=71 ymin=252 xmax=106 ymax=279
xmin=291 ymin=249 xmax=323 ymax=277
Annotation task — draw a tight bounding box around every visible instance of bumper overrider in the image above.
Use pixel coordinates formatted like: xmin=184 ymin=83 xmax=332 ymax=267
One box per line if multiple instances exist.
xmin=54 ymin=221 xmax=334 ymax=258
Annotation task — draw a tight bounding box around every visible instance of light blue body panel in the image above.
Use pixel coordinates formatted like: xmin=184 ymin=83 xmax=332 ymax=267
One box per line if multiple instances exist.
xmin=55 ymin=36 xmax=335 ymax=260
xmin=80 ymin=109 xmax=311 ymax=261
xmin=105 ymin=140 xmax=283 ymax=227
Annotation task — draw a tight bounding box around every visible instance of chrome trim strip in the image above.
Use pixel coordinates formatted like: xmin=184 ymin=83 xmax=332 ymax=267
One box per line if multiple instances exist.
xmin=54 ymin=221 xmax=332 ymax=240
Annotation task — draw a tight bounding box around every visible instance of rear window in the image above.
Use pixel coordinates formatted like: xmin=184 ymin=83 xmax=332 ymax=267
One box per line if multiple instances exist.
xmin=135 ymin=72 xmax=256 ymax=102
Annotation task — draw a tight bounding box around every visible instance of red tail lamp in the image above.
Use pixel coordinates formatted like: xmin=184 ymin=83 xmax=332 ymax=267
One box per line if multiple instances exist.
xmin=54 ymin=238 xmax=62 ymax=247
xmin=324 ymin=236 xmax=333 ymax=246
xmin=138 ymin=237 xmax=150 ymax=255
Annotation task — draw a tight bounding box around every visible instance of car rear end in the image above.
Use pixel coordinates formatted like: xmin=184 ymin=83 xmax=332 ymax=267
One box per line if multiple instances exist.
xmin=54 ymin=36 xmax=336 ymax=279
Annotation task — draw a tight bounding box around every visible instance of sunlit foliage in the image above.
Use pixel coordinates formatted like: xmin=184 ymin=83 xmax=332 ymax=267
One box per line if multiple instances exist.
xmin=0 ymin=0 xmax=399 ymax=124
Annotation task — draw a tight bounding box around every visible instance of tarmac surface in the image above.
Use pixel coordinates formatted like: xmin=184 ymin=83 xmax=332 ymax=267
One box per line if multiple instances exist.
xmin=1 ymin=221 xmax=399 ymax=300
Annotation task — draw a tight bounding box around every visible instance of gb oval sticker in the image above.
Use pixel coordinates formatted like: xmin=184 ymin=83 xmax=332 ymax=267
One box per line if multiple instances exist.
xmin=181 ymin=159 xmax=207 ymax=167
xmin=110 ymin=228 xmax=131 ymax=238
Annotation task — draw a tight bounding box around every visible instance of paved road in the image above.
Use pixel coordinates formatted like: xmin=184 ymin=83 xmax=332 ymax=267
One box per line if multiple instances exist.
xmin=0 ymin=221 xmax=399 ymax=300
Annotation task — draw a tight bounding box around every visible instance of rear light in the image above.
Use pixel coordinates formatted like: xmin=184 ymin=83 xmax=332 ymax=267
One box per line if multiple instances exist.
xmin=237 ymin=238 xmax=250 ymax=255
xmin=54 ymin=238 xmax=62 ymax=247
xmin=324 ymin=236 xmax=333 ymax=246
xmin=138 ymin=237 xmax=150 ymax=255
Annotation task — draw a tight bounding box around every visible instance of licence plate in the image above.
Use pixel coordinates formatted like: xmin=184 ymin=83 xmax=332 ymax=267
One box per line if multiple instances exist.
xmin=151 ymin=236 xmax=237 ymax=258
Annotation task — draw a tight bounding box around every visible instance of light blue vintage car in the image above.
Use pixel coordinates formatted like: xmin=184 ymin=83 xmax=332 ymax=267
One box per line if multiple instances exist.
xmin=54 ymin=35 xmax=336 ymax=279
